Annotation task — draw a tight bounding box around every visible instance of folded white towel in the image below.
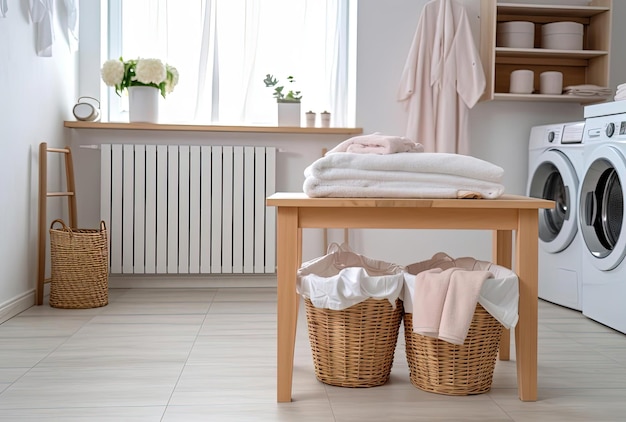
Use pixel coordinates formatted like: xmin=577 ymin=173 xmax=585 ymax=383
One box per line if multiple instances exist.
xmin=564 ymin=84 xmax=612 ymax=96
xmin=617 ymin=83 xmax=626 ymax=91
xmin=303 ymin=174 xmax=505 ymax=199
xmin=305 ymin=152 xmax=504 ymax=183
xmin=328 ymin=133 xmax=423 ymax=155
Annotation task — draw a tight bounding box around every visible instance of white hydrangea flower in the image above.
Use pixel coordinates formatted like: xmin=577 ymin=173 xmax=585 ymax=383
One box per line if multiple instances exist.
xmin=165 ymin=65 xmax=179 ymax=94
xmin=100 ymin=59 xmax=124 ymax=86
xmin=134 ymin=58 xmax=166 ymax=85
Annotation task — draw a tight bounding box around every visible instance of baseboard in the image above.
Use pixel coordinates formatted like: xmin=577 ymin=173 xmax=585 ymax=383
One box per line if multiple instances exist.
xmin=0 ymin=290 xmax=35 ymax=324
xmin=108 ymin=274 xmax=278 ymax=289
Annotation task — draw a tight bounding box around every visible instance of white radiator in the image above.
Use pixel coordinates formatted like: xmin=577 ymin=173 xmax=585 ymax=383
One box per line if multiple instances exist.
xmin=100 ymin=144 xmax=276 ymax=275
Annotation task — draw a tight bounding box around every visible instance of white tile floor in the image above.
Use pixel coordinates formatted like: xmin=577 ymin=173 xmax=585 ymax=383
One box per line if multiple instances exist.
xmin=1 ymin=287 xmax=626 ymax=421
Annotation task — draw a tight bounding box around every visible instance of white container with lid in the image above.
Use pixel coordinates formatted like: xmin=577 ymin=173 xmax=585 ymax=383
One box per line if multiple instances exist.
xmin=497 ymin=21 xmax=534 ymax=48
xmin=510 ymin=69 xmax=535 ymax=94
xmin=542 ymin=22 xmax=583 ymax=50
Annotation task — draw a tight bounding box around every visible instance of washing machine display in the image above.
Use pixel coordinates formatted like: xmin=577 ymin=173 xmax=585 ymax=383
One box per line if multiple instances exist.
xmin=527 ymin=122 xmax=584 ymax=310
xmin=579 ymin=105 xmax=626 ymax=333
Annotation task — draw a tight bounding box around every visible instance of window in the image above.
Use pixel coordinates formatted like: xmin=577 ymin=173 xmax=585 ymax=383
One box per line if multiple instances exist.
xmin=106 ymin=0 xmax=356 ymax=126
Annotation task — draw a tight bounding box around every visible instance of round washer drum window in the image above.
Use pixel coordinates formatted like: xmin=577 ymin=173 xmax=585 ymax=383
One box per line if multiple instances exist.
xmin=540 ymin=170 xmax=567 ymax=242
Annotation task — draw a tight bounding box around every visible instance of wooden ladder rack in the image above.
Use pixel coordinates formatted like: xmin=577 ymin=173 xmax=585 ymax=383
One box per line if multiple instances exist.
xmin=37 ymin=142 xmax=78 ymax=305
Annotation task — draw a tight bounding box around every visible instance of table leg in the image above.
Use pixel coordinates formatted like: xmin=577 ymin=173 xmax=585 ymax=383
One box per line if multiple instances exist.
xmin=276 ymin=207 xmax=299 ymax=403
xmin=515 ymin=209 xmax=539 ymax=402
xmin=493 ymin=230 xmax=512 ymax=361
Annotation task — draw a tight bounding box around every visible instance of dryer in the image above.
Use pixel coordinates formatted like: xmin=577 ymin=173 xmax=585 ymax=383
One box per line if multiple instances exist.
xmin=527 ymin=121 xmax=585 ymax=310
xmin=579 ymin=101 xmax=626 ymax=333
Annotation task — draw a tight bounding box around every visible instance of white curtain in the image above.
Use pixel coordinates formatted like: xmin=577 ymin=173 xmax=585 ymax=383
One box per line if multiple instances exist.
xmin=115 ymin=0 xmax=350 ymax=125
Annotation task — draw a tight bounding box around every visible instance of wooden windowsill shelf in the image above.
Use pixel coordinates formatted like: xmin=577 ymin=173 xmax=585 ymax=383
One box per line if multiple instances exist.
xmin=64 ymin=121 xmax=363 ymax=135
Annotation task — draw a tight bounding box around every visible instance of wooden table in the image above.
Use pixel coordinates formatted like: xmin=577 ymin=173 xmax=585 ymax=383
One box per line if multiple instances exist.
xmin=266 ymin=193 xmax=554 ymax=402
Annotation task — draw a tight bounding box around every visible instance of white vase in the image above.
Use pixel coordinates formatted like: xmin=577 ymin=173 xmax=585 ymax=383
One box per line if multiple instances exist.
xmin=128 ymin=86 xmax=159 ymax=123
xmin=277 ymin=102 xmax=301 ymax=127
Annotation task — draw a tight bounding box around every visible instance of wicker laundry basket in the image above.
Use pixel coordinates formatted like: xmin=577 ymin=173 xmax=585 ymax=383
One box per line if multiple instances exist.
xmin=403 ymin=304 xmax=503 ymax=395
xmin=49 ymin=219 xmax=109 ymax=309
xmin=304 ymin=297 xmax=403 ymax=387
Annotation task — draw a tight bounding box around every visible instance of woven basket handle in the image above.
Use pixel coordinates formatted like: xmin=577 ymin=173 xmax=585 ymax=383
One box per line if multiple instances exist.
xmin=50 ymin=219 xmax=71 ymax=232
xmin=100 ymin=220 xmax=106 ymax=231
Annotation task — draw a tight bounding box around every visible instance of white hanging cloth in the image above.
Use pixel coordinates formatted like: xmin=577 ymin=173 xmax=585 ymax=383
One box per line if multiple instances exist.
xmin=64 ymin=0 xmax=79 ymax=52
xmin=397 ymin=0 xmax=485 ymax=154
xmin=29 ymin=0 xmax=55 ymax=57
xmin=1 ymin=0 xmax=8 ymax=18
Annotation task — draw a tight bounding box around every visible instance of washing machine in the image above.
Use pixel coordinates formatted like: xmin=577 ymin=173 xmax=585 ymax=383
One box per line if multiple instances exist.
xmin=527 ymin=121 xmax=585 ymax=310
xmin=579 ymin=101 xmax=626 ymax=333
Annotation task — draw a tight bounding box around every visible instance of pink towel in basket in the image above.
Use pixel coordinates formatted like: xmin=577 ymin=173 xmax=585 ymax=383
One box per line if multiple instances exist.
xmin=412 ymin=267 xmax=493 ymax=345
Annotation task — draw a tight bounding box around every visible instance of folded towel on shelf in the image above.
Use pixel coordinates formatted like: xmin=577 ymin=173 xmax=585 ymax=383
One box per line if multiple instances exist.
xmin=303 ymin=173 xmax=505 ymax=198
xmin=411 ymin=267 xmax=493 ymax=345
xmin=564 ymin=84 xmax=612 ymax=96
xmin=306 ymin=152 xmax=504 ymax=183
xmin=327 ymin=133 xmax=424 ymax=155
xmin=615 ymin=84 xmax=626 ymax=101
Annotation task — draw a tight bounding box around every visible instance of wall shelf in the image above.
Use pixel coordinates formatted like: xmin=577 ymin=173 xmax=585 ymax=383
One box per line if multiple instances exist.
xmin=480 ymin=0 xmax=612 ymax=103
xmin=493 ymin=92 xmax=608 ymax=104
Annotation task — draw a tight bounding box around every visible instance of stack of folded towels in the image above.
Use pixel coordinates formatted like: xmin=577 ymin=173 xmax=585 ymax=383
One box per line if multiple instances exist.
xmin=615 ymin=83 xmax=626 ymax=101
xmin=303 ymin=133 xmax=505 ymax=199
xmin=563 ymin=84 xmax=612 ymax=97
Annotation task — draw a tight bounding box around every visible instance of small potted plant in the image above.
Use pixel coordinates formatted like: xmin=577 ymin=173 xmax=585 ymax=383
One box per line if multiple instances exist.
xmin=264 ymin=74 xmax=302 ymax=126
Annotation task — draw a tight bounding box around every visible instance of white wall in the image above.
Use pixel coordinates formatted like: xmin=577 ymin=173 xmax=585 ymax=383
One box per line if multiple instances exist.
xmin=2 ymin=1 xmax=626 ymax=313
xmin=0 ymin=0 xmax=77 ymax=320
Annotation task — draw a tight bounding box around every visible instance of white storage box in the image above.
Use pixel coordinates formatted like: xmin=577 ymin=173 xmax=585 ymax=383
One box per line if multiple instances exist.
xmin=496 ymin=21 xmax=534 ymax=48
xmin=542 ymin=21 xmax=583 ymax=50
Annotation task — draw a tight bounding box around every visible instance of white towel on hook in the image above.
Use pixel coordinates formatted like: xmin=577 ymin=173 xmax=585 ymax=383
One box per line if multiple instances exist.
xmin=29 ymin=0 xmax=54 ymax=57
xmin=64 ymin=0 xmax=79 ymax=52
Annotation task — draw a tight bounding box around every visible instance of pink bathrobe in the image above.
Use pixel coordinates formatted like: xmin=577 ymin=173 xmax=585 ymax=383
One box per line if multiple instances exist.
xmin=398 ymin=0 xmax=485 ymax=155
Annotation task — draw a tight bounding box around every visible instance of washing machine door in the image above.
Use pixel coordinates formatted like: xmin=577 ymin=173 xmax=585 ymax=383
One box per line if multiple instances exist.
xmin=579 ymin=146 xmax=626 ymax=271
xmin=527 ymin=149 xmax=578 ymax=253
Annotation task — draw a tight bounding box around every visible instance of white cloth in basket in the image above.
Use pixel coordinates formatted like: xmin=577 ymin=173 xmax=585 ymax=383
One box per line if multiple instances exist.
xmin=403 ymin=252 xmax=519 ymax=330
xmin=297 ymin=243 xmax=405 ymax=310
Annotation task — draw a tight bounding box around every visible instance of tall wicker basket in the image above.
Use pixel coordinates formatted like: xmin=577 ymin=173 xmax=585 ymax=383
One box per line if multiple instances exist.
xmin=304 ymin=297 xmax=403 ymax=388
xmin=49 ymin=219 xmax=109 ymax=309
xmin=403 ymin=304 xmax=503 ymax=395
